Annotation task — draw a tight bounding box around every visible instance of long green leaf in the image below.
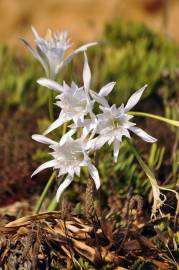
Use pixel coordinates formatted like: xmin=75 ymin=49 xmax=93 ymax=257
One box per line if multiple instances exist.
xmin=126 ymin=139 xmax=157 ymax=186
xmin=129 ymin=111 xmax=179 ymax=127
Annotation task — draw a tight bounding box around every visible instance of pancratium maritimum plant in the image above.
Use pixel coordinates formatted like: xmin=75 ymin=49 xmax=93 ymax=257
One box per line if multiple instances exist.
xmin=32 ymin=52 xmax=157 ymax=203
xmin=24 ymin=28 xmax=179 ymax=219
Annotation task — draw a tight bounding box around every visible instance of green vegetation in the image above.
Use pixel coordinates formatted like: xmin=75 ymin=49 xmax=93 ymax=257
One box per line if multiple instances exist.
xmin=92 ymin=19 xmax=179 ymax=104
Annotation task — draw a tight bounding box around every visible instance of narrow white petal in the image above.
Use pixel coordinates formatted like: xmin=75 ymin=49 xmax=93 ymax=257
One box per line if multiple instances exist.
xmin=37 ymin=78 xmax=64 ymax=93
xmin=59 ymin=129 xmax=76 ymax=145
xmin=99 ymin=82 xmax=116 ymax=97
xmin=83 ymin=52 xmax=91 ymax=91
xmin=124 ymin=84 xmax=147 ymax=112
xmin=94 ymin=136 xmax=109 ymax=150
xmin=87 ymin=162 xmax=100 ymax=189
xmin=108 ymin=136 xmax=115 ymax=145
xmin=75 ymin=167 xmax=81 ymax=177
xmin=129 ymin=126 xmax=157 ymax=143
xmin=20 ymin=37 xmax=48 ymax=75
xmin=31 ymin=26 xmax=41 ymax=41
xmin=63 ymin=42 xmax=97 ymax=67
xmin=31 ymin=160 xmax=56 ymax=177
xmin=32 ymin=134 xmax=57 ymax=145
xmin=85 ymin=138 xmax=98 ymax=150
xmin=56 ymin=175 xmax=73 ymax=202
xmin=113 ymin=139 xmax=120 ymax=162
xmin=122 ymin=128 xmax=131 ymax=139
xmin=90 ymin=90 xmax=109 ymax=107
xmin=74 ymin=42 xmax=98 ymax=54
xmin=44 ymin=114 xmax=68 ymax=135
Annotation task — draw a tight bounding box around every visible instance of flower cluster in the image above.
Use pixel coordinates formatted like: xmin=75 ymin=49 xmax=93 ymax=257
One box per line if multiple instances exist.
xmin=23 ymin=27 xmax=156 ymax=203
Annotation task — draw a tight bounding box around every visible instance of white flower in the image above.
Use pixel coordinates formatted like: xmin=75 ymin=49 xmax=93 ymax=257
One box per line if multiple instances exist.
xmin=36 ymin=80 xmax=93 ymax=135
xmin=21 ymin=26 xmax=97 ymax=79
xmin=37 ymin=53 xmax=95 ymax=135
xmin=31 ymin=133 xmax=100 ymax=202
xmin=92 ymin=85 xmax=157 ymax=162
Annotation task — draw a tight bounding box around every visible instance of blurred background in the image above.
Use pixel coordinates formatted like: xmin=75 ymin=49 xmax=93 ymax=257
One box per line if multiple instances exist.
xmin=0 ymin=0 xmax=178 ymax=217
xmin=0 ymin=0 xmax=179 ymax=46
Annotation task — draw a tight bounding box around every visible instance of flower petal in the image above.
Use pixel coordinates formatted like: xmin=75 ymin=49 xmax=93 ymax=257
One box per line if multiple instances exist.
xmin=32 ymin=134 xmax=57 ymax=145
xmin=56 ymin=175 xmax=73 ymax=202
xmin=124 ymin=84 xmax=147 ymax=112
xmin=87 ymin=162 xmax=100 ymax=189
xmin=63 ymin=42 xmax=97 ymax=68
xmin=31 ymin=160 xmax=56 ymax=177
xmin=44 ymin=113 xmax=69 ymax=135
xmin=94 ymin=135 xmax=109 ymax=150
xmin=129 ymin=126 xmax=157 ymax=143
xmin=59 ymin=129 xmax=77 ymax=145
xmin=113 ymin=139 xmax=120 ymax=162
xmin=37 ymin=78 xmax=64 ymax=93
xmin=20 ymin=37 xmax=48 ymax=75
xmin=85 ymin=137 xmax=98 ymax=150
xmin=73 ymin=42 xmax=98 ymax=54
xmin=31 ymin=26 xmax=41 ymax=42
xmin=83 ymin=52 xmax=91 ymax=91
xmin=99 ymin=82 xmax=116 ymax=97
xmin=90 ymin=90 xmax=109 ymax=107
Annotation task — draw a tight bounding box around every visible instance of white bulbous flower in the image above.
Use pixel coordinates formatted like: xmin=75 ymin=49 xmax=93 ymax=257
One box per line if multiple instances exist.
xmin=37 ymin=80 xmax=94 ymax=135
xmin=37 ymin=52 xmax=95 ymax=135
xmin=31 ymin=132 xmax=100 ymax=202
xmin=92 ymin=85 xmax=157 ymax=162
xmin=21 ymin=26 xmax=97 ymax=79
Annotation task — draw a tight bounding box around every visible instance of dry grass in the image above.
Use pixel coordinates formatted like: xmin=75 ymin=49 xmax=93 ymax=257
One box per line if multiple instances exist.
xmin=0 ymin=208 xmax=177 ymax=269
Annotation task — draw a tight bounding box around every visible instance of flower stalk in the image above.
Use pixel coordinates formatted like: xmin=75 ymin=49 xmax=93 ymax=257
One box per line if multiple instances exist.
xmin=34 ymin=170 xmax=56 ymax=214
xmin=129 ymin=111 xmax=179 ymax=128
xmin=48 ymin=90 xmax=54 ymax=122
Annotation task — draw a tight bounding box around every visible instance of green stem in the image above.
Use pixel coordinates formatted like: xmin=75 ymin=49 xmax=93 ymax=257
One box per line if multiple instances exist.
xmin=40 ymin=120 xmax=67 ymax=213
xmin=129 ymin=111 xmax=179 ymax=128
xmin=48 ymin=90 xmax=54 ymax=122
xmin=34 ymin=171 xmax=56 ymax=214
xmin=47 ymin=195 xmax=58 ymax=211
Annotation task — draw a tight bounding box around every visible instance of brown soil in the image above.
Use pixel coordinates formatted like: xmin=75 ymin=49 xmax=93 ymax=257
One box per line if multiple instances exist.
xmin=0 ymin=107 xmax=47 ymax=207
